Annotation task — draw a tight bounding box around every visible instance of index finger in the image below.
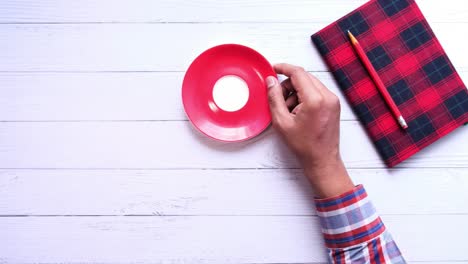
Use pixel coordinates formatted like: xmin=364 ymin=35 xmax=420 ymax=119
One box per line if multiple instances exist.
xmin=274 ymin=63 xmax=322 ymax=97
xmin=274 ymin=63 xmax=304 ymax=76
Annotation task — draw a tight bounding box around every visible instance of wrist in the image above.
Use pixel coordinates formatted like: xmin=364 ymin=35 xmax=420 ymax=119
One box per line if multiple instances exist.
xmin=303 ymin=158 xmax=354 ymax=198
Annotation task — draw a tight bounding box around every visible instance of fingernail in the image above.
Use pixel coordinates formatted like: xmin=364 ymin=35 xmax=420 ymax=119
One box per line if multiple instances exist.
xmin=266 ymin=76 xmax=277 ymax=89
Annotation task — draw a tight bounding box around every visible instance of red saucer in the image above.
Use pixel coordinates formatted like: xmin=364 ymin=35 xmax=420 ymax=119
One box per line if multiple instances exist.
xmin=182 ymin=44 xmax=275 ymax=142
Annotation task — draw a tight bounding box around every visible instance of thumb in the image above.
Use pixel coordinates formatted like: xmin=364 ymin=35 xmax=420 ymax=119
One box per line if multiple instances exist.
xmin=266 ymin=76 xmax=290 ymax=126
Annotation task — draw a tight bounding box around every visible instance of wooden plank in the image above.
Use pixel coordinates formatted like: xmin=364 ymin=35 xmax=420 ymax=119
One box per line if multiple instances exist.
xmin=0 ymin=215 xmax=467 ymax=263
xmin=0 ymin=121 xmax=466 ymax=169
xmin=0 ymin=0 xmax=466 ymax=23
xmin=0 ymin=72 xmax=356 ymax=121
xmin=416 ymin=263 xmax=468 ymax=264
xmin=0 ymin=23 xmax=466 ymax=72
xmin=1 ymin=72 xmax=467 ymax=122
xmin=1 ymin=72 xmax=466 ymax=122
xmin=0 ymin=168 xmax=467 ymax=216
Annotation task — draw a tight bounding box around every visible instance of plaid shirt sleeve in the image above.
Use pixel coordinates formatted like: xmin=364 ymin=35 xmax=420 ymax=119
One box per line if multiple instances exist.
xmin=314 ymin=185 xmax=406 ymax=263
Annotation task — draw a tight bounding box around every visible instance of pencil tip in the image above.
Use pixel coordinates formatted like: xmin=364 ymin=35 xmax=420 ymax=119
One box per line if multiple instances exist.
xmin=347 ymin=30 xmax=357 ymax=44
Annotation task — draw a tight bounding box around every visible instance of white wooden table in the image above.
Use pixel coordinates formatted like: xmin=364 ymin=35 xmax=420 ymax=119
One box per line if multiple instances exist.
xmin=1 ymin=0 xmax=467 ymax=263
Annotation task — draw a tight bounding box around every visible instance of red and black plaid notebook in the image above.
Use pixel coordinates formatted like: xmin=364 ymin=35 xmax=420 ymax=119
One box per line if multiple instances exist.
xmin=312 ymin=0 xmax=468 ymax=167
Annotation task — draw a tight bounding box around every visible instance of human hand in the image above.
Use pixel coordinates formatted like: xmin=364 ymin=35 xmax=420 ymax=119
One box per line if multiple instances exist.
xmin=265 ymin=63 xmax=354 ymax=198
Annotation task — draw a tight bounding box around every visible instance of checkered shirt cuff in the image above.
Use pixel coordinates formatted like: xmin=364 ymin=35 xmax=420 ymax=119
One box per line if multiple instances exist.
xmin=314 ymin=185 xmax=386 ymax=249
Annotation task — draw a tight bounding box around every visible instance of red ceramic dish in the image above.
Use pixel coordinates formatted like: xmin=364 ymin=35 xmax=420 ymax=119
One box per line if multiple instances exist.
xmin=182 ymin=44 xmax=275 ymax=142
